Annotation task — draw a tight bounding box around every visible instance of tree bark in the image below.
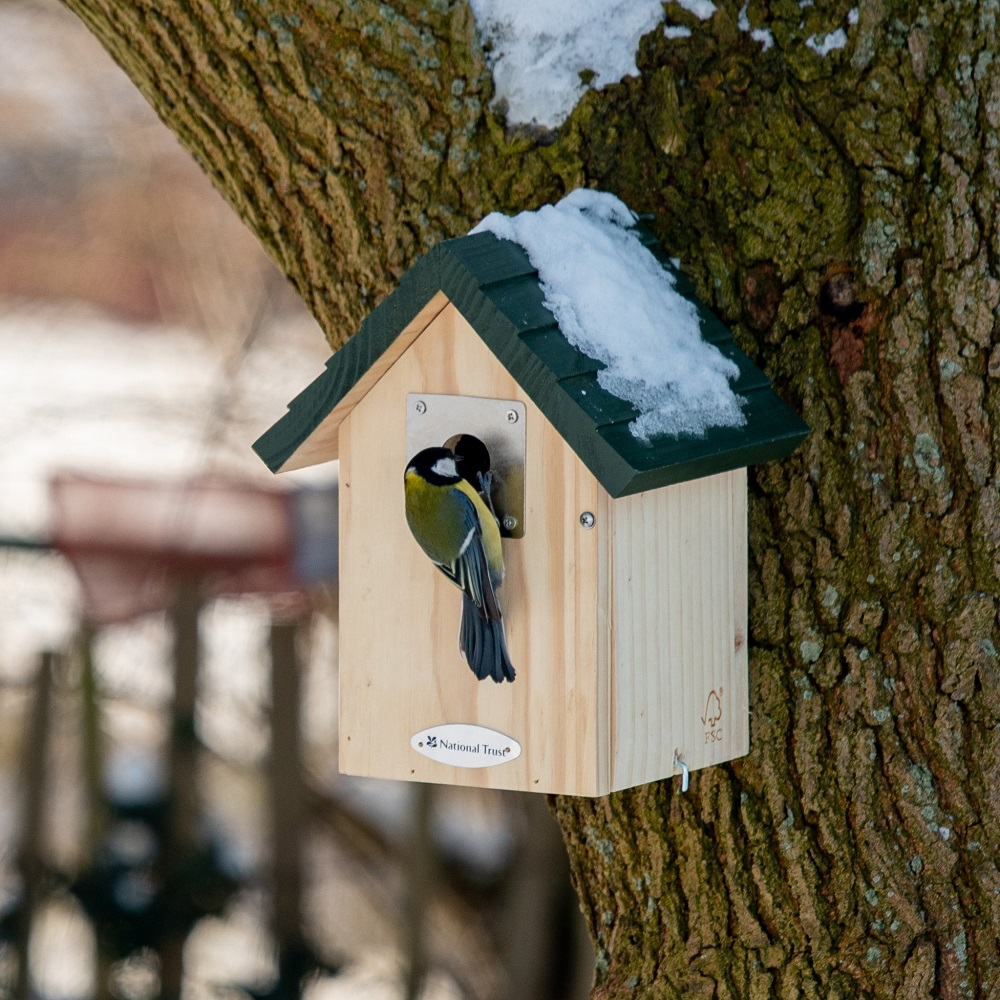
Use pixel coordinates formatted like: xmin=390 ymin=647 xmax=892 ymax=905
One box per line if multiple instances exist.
xmin=58 ymin=0 xmax=576 ymax=340
xmin=56 ymin=0 xmax=1000 ymax=994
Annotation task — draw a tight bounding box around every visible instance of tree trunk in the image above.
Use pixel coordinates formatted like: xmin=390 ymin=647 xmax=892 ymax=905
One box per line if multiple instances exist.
xmin=56 ymin=0 xmax=1000 ymax=994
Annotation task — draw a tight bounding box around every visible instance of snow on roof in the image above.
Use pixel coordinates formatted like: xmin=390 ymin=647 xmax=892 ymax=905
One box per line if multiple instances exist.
xmin=466 ymin=0 xmax=665 ymax=128
xmin=471 ymin=190 xmax=746 ymax=442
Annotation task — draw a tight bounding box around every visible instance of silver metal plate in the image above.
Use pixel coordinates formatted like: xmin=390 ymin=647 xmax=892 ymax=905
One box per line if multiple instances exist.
xmin=406 ymin=392 xmax=526 ymax=538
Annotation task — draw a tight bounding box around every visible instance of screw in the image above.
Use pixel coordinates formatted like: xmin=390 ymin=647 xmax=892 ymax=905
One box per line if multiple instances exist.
xmin=414 ymin=400 xmax=427 ymax=414
xmin=580 ymin=511 xmax=595 ymax=529
xmin=502 ymin=514 xmax=518 ymax=531
xmin=505 ymin=409 xmax=518 ymax=423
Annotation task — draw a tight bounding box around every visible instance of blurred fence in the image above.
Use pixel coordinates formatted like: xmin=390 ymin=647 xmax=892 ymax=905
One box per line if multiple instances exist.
xmin=0 ymin=472 xmax=593 ymax=1000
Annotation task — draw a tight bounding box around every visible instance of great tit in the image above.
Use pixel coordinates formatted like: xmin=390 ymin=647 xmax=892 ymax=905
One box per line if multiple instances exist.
xmin=404 ymin=446 xmax=516 ymax=683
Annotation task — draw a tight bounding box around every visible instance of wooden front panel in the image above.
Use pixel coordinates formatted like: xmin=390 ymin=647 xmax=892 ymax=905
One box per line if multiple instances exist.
xmin=339 ymin=303 xmax=610 ymax=795
xmin=610 ymin=468 xmax=748 ymax=791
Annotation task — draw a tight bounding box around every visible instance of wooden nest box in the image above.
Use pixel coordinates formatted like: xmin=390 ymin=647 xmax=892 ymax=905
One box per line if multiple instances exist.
xmin=254 ymin=227 xmax=808 ymax=797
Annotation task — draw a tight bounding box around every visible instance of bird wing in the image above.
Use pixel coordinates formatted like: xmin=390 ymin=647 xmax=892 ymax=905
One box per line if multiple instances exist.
xmin=435 ymin=491 xmax=503 ymax=623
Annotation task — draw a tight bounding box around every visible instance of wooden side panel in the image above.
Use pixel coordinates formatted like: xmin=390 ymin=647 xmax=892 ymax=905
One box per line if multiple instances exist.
xmin=339 ymin=304 xmax=610 ymax=796
xmin=610 ymin=468 xmax=748 ymax=791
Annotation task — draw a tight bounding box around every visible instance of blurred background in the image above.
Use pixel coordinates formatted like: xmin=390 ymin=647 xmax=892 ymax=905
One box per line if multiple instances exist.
xmin=0 ymin=2 xmax=593 ymax=998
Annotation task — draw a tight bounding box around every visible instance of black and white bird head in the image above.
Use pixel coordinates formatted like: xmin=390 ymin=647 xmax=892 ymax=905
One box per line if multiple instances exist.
xmin=406 ymin=446 xmax=462 ymax=484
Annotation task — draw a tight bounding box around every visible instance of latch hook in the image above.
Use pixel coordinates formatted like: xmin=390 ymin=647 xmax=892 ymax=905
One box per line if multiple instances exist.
xmin=673 ymin=753 xmax=689 ymax=793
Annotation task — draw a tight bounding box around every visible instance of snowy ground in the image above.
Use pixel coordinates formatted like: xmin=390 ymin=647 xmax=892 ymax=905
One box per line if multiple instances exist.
xmin=0 ymin=302 xmax=333 ymax=673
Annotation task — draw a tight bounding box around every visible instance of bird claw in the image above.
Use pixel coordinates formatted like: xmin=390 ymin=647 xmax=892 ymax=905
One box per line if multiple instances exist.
xmin=476 ymin=470 xmax=499 ymax=522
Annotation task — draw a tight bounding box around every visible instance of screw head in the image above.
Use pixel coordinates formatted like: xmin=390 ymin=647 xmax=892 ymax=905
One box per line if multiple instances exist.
xmin=505 ymin=409 xmax=518 ymax=423
xmin=414 ymin=400 xmax=427 ymax=414
xmin=502 ymin=514 xmax=518 ymax=531
xmin=580 ymin=511 xmax=595 ymax=529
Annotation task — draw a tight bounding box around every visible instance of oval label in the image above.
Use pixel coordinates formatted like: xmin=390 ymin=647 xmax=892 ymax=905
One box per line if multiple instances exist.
xmin=411 ymin=723 xmax=521 ymax=768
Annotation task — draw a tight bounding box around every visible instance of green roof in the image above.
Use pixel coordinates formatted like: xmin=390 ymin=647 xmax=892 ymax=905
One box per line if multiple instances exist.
xmin=253 ymin=229 xmax=809 ymax=498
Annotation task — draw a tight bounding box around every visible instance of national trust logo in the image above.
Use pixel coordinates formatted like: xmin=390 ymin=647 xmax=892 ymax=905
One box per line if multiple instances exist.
xmin=411 ymin=723 xmax=522 ymax=768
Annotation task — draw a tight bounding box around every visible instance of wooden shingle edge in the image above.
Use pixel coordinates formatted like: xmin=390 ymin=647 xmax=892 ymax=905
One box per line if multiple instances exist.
xmin=253 ymin=233 xmax=547 ymax=472
xmin=253 ymin=267 xmax=447 ymax=472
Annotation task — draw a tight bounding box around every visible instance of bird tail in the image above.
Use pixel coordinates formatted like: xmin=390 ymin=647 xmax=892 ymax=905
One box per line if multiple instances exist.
xmin=460 ymin=595 xmax=516 ymax=683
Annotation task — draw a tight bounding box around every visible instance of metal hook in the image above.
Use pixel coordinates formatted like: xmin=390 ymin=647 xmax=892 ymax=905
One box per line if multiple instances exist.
xmin=674 ymin=753 xmax=689 ymax=793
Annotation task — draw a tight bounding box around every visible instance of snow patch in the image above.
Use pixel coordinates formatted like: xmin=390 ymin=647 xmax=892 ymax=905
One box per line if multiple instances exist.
xmin=472 ymin=190 xmax=746 ymax=441
xmin=467 ymin=0 xmax=665 ymax=127
xmin=663 ymin=25 xmax=693 ymax=39
xmin=735 ymin=2 xmax=857 ymax=55
xmin=737 ymin=2 xmax=774 ymax=50
xmin=806 ymin=27 xmax=848 ymax=54
xmin=673 ymin=0 xmax=717 ymax=19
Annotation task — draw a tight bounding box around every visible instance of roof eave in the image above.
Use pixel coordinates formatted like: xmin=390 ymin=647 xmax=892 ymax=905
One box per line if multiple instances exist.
xmin=254 ymin=231 xmax=811 ymax=495
xmin=252 ymin=263 xmax=450 ymax=472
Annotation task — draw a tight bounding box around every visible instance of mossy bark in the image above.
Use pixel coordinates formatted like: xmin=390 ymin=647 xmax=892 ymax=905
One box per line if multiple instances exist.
xmin=59 ymin=0 xmax=1000 ymax=994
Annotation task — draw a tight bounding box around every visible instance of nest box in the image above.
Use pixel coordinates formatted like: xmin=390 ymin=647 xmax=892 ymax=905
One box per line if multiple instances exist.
xmin=254 ymin=228 xmax=808 ymax=797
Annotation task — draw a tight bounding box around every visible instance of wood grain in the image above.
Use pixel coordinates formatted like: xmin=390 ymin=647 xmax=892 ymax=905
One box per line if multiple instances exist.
xmin=609 ymin=468 xmax=748 ymax=790
xmin=339 ymin=303 xmax=610 ymax=795
xmin=337 ymin=299 xmax=748 ymax=796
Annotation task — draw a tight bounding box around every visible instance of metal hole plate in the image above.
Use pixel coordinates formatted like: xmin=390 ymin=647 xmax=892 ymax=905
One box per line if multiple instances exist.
xmin=406 ymin=393 xmax=526 ymax=538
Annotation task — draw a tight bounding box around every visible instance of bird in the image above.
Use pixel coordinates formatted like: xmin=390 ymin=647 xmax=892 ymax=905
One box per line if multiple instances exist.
xmin=404 ymin=446 xmax=516 ymax=683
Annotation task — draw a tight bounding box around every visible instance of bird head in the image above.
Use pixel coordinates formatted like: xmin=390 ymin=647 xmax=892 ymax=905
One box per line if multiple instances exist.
xmin=406 ymin=446 xmax=462 ymax=485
